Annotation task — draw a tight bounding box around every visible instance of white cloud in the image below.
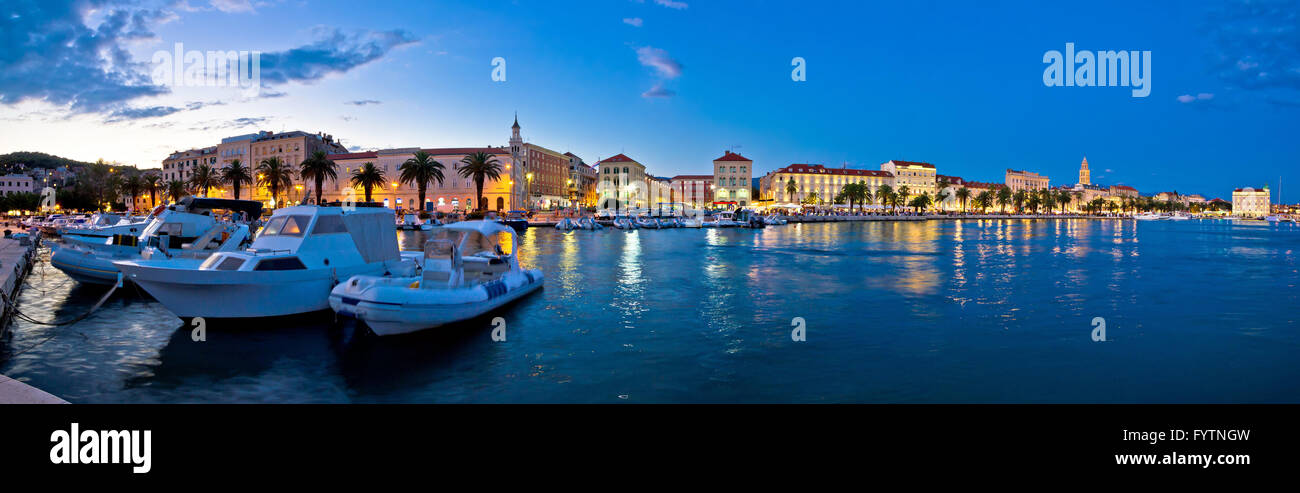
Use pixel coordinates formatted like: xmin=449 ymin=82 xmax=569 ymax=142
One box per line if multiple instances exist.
xmin=1176 ymin=93 xmax=1214 ymax=103
xmin=209 ymin=0 xmax=256 ymax=13
xmin=636 ymin=46 xmax=682 ymax=79
xmin=623 ymin=17 xmax=643 ymax=27
xmin=641 ymin=83 xmax=675 ymax=98
xmin=655 ymin=0 xmax=688 ymax=9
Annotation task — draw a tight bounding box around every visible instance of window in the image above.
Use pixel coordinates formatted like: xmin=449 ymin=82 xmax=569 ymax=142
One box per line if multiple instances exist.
xmin=311 ymin=215 xmax=348 ymax=234
xmin=259 ymin=215 xmax=312 ymax=237
xmin=254 ymin=257 xmax=307 ymax=271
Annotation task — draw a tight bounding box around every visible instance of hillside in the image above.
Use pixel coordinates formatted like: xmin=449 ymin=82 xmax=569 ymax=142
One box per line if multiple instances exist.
xmin=0 ymin=151 xmax=95 ymax=171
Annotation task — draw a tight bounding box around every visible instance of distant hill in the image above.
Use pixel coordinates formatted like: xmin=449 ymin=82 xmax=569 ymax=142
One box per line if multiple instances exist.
xmin=0 ymin=151 xmax=94 ymax=171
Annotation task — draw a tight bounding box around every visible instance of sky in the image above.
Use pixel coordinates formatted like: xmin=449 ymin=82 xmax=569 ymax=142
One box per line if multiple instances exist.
xmin=1 ymin=0 xmax=1298 ymax=201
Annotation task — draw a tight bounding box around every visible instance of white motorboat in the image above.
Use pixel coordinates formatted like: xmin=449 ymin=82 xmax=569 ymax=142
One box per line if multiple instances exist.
xmin=397 ymin=213 xmax=432 ymax=231
xmin=679 ymin=217 xmax=703 ymax=228
xmin=1265 ymin=215 xmax=1281 ymax=223
xmin=703 ymin=212 xmax=739 ymax=227
xmin=114 ymin=204 xmax=418 ymax=320
xmin=50 ymin=198 xmax=262 ymax=285
xmin=1134 ymin=212 xmax=1166 ymax=221
xmin=635 ymin=216 xmax=660 ymax=229
xmin=763 ymin=214 xmax=788 ymax=226
xmin=1170 ymin=212 xmax=1192 ymax=221
xmin=59 ymin=212 xmax=152 ymax=245
xmin=329 ymin=221 xmax=543 ymax=336
xmin=577 ymin=217 xmax=603 ymax=230
xmin=614 ymin=216 xmax=638 ymax=230
xmin=555 ymin=217 xmax=578 ymax=230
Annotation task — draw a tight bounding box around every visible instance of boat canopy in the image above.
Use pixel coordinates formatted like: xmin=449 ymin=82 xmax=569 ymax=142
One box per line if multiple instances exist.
xmin=178 ymin=196 xmax=264 ymax=218
xmin=436 ymin=220 xmax=516 ymax=256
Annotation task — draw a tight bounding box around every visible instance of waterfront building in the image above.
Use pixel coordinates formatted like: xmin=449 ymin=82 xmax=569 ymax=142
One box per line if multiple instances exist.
xmin=510 ymin=117 xmax=570 ymax=209
xmin=648 ymin=176 xmax=674 ymax=209
xmin=566 ymin=153 xmax=598 ymax=207
xmin=881 ymin=160 xmax=937 ymax=198
xmin=669 ymin=175 xmax=714 ymax=208
xmin=1232 ymin=186 xmax=1271 ymax=218
xmin=1109 ymin=185 xmax=1139 ymax=198
xmin=327 ymin=146 xmax=517 ymax=212
xmin=0 ymin=173 xmax=35 ymax=196
xmin=1005 ymin=168 xmax=1050 ymax=192
xmin=760 ymin=163 xmax=893 ymax=205
xmin=936 ymin=175 xmax=1006 ymax=211
xmin=597 ymin=153 xmax=650 ymax=211
xmin=1078 ymin=157 xmax=1091 ymax=185
xmin=713 ymin=151 xmax=753 ymax=207
xmin=165 ymin=130 xmax=346 ymax=206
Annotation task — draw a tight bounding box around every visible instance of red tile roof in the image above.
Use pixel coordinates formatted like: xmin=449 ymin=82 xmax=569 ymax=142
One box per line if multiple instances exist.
xmin=774 ymin=163 xmax=893 ymax=177
xmin=714 ymin=151 xmax=751 ymax=162
xmin=1112 ymin=185 xmax=1137 ymax=191
xmin=887 ymin=160 xmax=935 ymax=169
xmin=421 ymin=147 xmax=510 ymax=156
xmin=600 ymin=153 xmax=637 ymax=163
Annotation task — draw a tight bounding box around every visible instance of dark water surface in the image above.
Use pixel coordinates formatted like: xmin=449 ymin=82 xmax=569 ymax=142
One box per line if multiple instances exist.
xmin=2 ymin=219 xmax=1297 ymax=403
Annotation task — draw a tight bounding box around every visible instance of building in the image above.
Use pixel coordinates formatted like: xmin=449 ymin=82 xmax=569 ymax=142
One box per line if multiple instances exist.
xmin=597 ymin=154 xmax=650 ymax=211
xmin=163 ymin=130 xmax=347 ymax=207
xmin=1109 ymin=185 xmax=1139 ymax=198
xmin=713 ymin=151 xmax=753 ymax=207
xmin=1078 ymin=157 xmax=1091 ymax=185
xmin=327 ymin=146 xmax=518 ymax=212
xmin=0 ymin=173 xmax=35 ymax=197
xmin=669 ymin=175 xmax=713 ymax=208
xmin=566 ymin=153 xmax=598 ymax=207
xmin=1232 ymin=186 xmax=1271 ymax=218
xmin=508 ymin=116 xmax=569 ymax=209
xmin=759 ymin=163 xmax=894 ymax=205
xmin=880 ymin=160 xmax=937 ymax=198
xmin=1005 ymin=169 xmax=1050 ymax=192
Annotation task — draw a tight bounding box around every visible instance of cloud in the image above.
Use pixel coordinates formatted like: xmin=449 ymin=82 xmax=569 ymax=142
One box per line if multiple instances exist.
xmin=623 ymin=17 xmax=643 ymax=27
xmin=654 ymin=0 xmax=689 ymax=9
xmin=0 ymin=2 xmax=171 ymax=113
xmin=209 ymin=0 xmax=255 ymax=13
xmin=641 ymin=83 xmax=675 ymax=98
xmin=189 ymin=116 xmax=269 ymax=131
xmin=104 ymin=101 xmax=223 ymax=123
xmin=1204 ymin=0 xmax=1300 ymax=105
xmin=636 ymin=46 xmax=683 ymax=79
xmin=1177 ymin=93 xmax=1215 ymax=103
xmin=258 ymin=27 xmax=420 ymax=86
xmin=345 ymin=99 xmax=382 ymax=106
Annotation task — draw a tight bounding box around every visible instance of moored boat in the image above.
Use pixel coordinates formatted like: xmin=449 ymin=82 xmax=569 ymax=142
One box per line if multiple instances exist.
xmin=329 ymin=220 xmax=543 ymax=336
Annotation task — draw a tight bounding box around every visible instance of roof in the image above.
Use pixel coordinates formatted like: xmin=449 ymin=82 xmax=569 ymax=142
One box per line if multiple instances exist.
xmin=670 ymin=175 xmax=713 ymax=180
xmin=714 ymin=151 xmax=751 ymax=162
xmin=328 ymin=151 xmax=378 ymax=160
xmin=599 ymin=153 xmax=637 ymax=163
xmin=1112 ymin=185 xmax=1137 ymax=191
xmin=774 ymin=163 xmax=893 ymax=177
xmin=1234 ymin=187 xmax=1270 ymax=192
xmin=886 ymin=160 xmax=935 ymax=169
xmin=329 ymin=147 xmax=510 ymax=160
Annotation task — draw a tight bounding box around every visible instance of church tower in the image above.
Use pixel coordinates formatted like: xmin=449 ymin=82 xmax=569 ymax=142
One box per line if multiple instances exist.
xmin=509 ymin=113 xmax=525 ymax=209
xmin=1079 ymin=156 xmax=1091 ymax=185
xmin=509 ymin=112 xmax=523 ymax=157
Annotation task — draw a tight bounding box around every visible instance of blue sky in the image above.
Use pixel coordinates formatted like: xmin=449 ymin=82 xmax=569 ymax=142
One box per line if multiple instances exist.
xmin=1 ymin=0 xmax=1298 ymax=200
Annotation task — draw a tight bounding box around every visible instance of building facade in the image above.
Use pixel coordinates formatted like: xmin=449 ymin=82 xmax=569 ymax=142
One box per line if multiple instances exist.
xmin=0 ymin=173 xmax=35 ymax=196
xmin=713 ymin=151 xmax=753 ymax=206
xmin=597 ymin=154 xmax=650 ymax=211
xmin=566 ymin=153 xmax=598 ymax=207
xmin=1232 ymin=186 xmax=1271 ymax=217
xmin=326 ymin=147 xmax=517 ymax=212
xmin=760 ymin=164 xmax=894 ymax=205
xmin=1005 ymin=169 xmax=1050 ymax=192
xmin=669 ymin=175 xmax=713 ymax=208
xmin=881 ymin=160 xmax=937 ymax=199
xmin=1078 ymin=157 xmax=1091 ymax=185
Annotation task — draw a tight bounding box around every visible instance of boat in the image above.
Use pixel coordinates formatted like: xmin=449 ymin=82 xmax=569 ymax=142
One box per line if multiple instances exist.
xmin=113 ymin=204 xmax=418 ymax=320
xmin=733 ymin=209 xmax=766 ymax=228
xmin=613 ymin=216 xmax=637 ymax=230
xmin=501 ymin=210 xmax=530 ymax=232
xmin=763 ymin=214 xmax=788 ymax=226
xmin=554 ymin=217 xmax=578 ymax=230
xmin=329 ymin=221 xmax=544 ymax=336
xmin=397 ymin=213 xmax=433 ymax=231
xmin=679 ymin=217 xmax=703 ymax=228
xmin=59 ymin=212 xmax=151 ymax=245
xmin=635 ymin=216 xmax=661 ymax=229
xmin=1265 ymin=215 xmax=1281 ymax=223
xmin=1170 ymin=212 xmax=1192 ymax=221
xmin=1134 ymin=212 xmax=1166 ymax=221
xmin=577 ymin=217 xmax=604 ymax=230
xmin=50 ymin=198 xmax=262 ymax=285
xmin=703 ymin=212 xmax=739 ymax=227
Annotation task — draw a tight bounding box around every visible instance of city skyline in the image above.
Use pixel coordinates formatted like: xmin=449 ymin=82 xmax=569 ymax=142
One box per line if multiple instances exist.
xmin=2 ymin=0 xmax=1298 ymax=201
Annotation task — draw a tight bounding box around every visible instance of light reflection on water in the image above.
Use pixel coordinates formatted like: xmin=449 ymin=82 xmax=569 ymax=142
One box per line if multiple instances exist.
xmin=2 ymin=219 xmax=1298 ymax=403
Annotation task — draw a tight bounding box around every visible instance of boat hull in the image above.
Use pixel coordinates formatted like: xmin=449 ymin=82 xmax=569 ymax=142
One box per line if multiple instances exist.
xmin=113 ymin=262 xmax=386 ymax=319
xmin=330 ymin=270 xmax=544 ymax=336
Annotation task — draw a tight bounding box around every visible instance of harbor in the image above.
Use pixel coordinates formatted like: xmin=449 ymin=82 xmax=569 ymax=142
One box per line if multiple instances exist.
xmin=2 ymin=217 xmax=1297 ymax=403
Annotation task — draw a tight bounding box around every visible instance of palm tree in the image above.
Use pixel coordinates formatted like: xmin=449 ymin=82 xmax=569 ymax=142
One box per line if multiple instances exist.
xmin=996 ymin=187 xmax=1011 ymax=214
xmin=166 ymin=180 xmax=187 ymax=202
xmin=396 ymin=151 xmax=444 ymax=212
xmin=144 ymin=174 xmax=161 ymax=207
xmin=859 ymin=183 xmax=873 ymax=213
xmin=256 ymin=156 xmax=294 ymax=208
xmin=298 ymin=150 xmax=338 ymax=205
xmin=1013 ymin=189 xmax=1028 ymax=213
xmin=785 ymin=178 xmax=797 ymax=203
xmin=188 ymin=164 xmax=222 ymax=198
xmin=909 ymin=193 xmax=932 ymax=214
xmin=1057 ymin=189 xmax=1073 ymax=214
xmin=839 ymin=183 xmax=857 ymax=211
xmin=350 ymin=162 xmax=386 ymax=202
xmin=119 ymin=172 xmax=143 ymax=211
xmin=456 ymin=151 xmax=501 ymax=212
xmin=221 ymin=159 xmax=252 ymax=200
xmin=975 ymin=190 xmax=994 ymax=213
xmin=934 ymin=188 xmax=951 ymax=213
xmin=954 ymin=187 xmax=971 ymax=214
xmin=896 ymin=185 xmax=911 ymax=212
xmin=876 ymin=184 xmax=894 ymax=213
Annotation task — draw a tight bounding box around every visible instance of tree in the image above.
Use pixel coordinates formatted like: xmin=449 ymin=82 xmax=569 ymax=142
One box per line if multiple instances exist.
xmin=955 ymin=187 xmax=971 ymax=213
xmin=256 ymin=156 xmax=294 ymax=208
xmin=119 ymin=172 xmax=143 ymax=211
xmin=456 ymin=151 xmax=501 ymax=212
xmin=144 ymin=174 xmax=161 ymax=207
xmin=975 ymin=190 xmax=994 ymax=213
xmin=350 ymin=162 xmax=386 ymax=202
xmin=996 ymin=187 xmax=1011 ymax=214
xmin=1013 ymin=189 xmax=1028 ymax=213
xmin=1057 ymin=189 xmax=1073 ymax=214
xmin=298 ymin=150 xmax=338 ymax=205
xmin=859 ymin=182 xmax=873 ymax=213
xmin=188 ymin=164 xmax=222 ymax=198
xmin=785 ymin=178 xmax=797 ymax=203
xmin=896 ymin=185 xmax=911 ymax=213
xmin=909 ymin=193 xmax=932 ymax=214
xmin=166 ymin=180 xmax=187 ymax=202
xmin=221 ymin=159 xmax=252 ymax=200
xmin=876 ymin=184 xmax=894 ymax=213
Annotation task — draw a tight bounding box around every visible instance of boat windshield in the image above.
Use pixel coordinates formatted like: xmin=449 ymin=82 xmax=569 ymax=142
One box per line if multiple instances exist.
xmin=462 ymin=230 xmax=513 ymax=257
xmin=259 ymin=215 xmax=312 ymax=238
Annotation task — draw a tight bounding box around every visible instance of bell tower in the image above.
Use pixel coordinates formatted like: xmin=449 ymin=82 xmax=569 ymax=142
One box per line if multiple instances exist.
xmin=1079 ymin=156 xmax=1091 ymax=185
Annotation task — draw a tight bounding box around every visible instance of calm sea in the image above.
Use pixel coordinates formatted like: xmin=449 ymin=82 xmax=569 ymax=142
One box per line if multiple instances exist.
xmin=2 ymin=218 xmax=1297 ymax=403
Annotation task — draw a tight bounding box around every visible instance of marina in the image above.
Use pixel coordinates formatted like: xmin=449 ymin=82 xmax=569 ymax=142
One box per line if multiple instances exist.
xmin=1 ymin=217 xmax=1296 ymax=403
